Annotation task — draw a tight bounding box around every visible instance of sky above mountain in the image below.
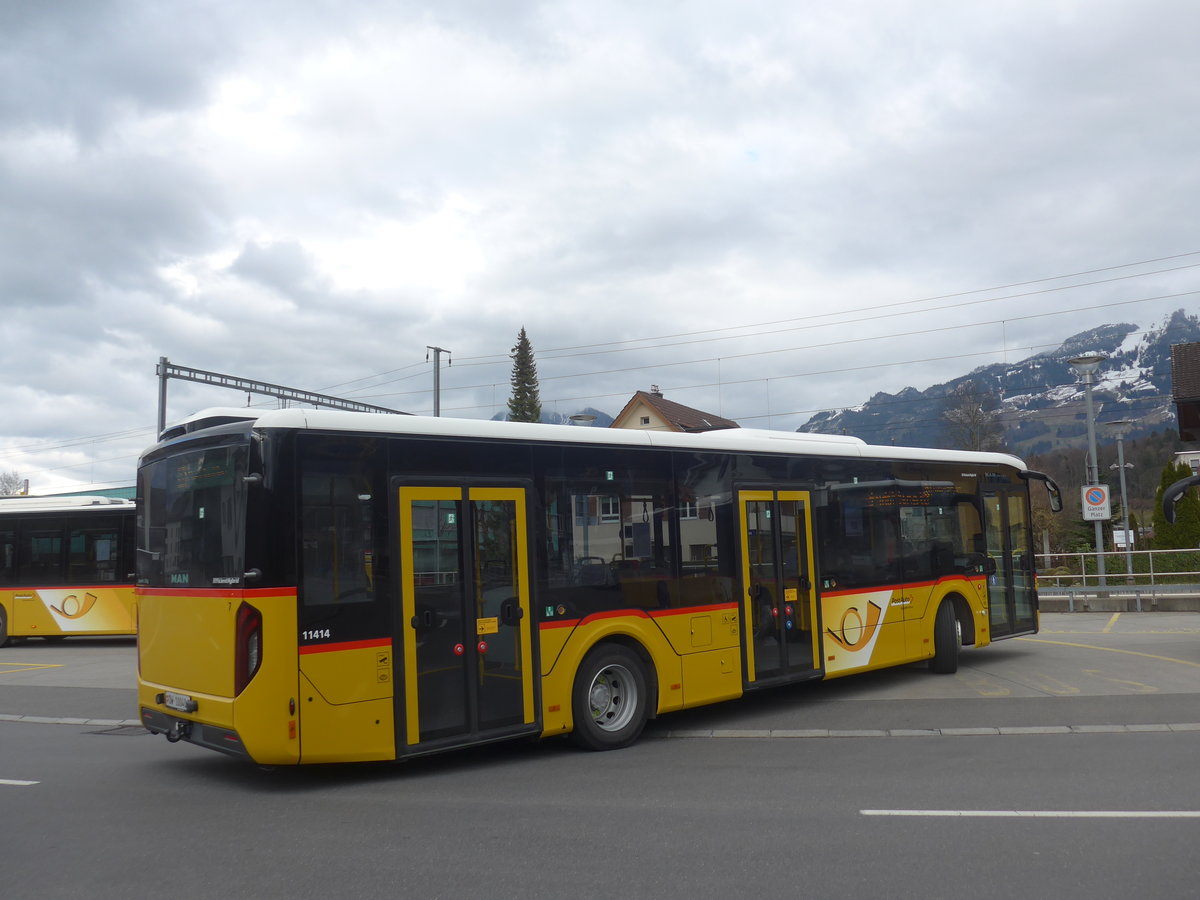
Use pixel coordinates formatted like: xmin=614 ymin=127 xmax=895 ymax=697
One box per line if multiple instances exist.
xmin=3 ymin=1 xmax=1200 ymax=491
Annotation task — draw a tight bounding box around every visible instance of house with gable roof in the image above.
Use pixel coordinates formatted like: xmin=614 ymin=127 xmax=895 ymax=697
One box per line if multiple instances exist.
xmin=609 ymin=386 xmax=739 ymax=433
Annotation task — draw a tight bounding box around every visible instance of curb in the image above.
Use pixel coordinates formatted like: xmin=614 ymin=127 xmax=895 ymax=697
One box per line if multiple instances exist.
xmin=645 ymin=723 xmax=1200 ymax=739
xmin=0 ymin=713 xmax=142 ymax=728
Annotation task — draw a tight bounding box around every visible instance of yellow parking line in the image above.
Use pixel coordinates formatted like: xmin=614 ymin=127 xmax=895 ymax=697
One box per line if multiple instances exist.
xmin=0 ymin=663 xmax=63 ymax=675
xmin=1018 ymin=637 xmax=1200 ymax=669
xmin=1103 ymin=613 xmax=1121 ymax=633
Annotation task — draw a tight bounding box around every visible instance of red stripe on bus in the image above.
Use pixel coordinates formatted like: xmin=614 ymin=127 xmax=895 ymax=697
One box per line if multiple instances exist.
xmin=540 ymin=618 xmax=581 ymax=630
xmin=821 ymin=575 xmax=986 ymax=599
xmin=136 ymin=586 xmax=298 ymax=599
xmin=298 ymin=637 xmax=392 ymax=655
xmin=538 ymin=601 xmax=738 ymax=631
xmin=649 ymin=601 xmax=737 ymax=619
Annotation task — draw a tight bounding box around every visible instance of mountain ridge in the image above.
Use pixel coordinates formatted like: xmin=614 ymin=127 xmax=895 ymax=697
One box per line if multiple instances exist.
xmin=796 ymin=308 xmax=1199 ymax=456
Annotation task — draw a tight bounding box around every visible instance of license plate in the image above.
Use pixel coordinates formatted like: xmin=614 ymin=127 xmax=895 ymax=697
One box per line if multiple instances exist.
xmin=163 ymin=691 xmax=197 ymax=713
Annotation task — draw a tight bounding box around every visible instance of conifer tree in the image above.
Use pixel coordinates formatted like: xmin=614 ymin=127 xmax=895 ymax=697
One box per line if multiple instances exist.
xmin=507 ymin=327 xmax=542 ymax=423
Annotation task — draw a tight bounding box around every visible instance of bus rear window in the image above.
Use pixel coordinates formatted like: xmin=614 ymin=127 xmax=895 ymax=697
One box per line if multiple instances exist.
xmin=138 ymin=443 xmax=248 ymax=588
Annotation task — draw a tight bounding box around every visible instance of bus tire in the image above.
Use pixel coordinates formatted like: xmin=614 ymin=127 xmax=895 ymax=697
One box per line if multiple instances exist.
xmin=569 ymin=644 xmax=650 ymax=751
xmin=0 ymin=605 xmax=8 ymax=647
xmin=930 ymin=599 xmax=960 ymax=674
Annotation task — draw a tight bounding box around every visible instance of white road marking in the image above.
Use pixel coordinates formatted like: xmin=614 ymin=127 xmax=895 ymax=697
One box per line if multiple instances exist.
xmin=861 ymin=809 xmax=1200 ymax=818
xmin=0 ymin=778 xmax=39 ymax=786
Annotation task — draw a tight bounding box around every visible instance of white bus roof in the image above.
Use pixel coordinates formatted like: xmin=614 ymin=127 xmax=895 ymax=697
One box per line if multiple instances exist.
xmin=0 ymin=495 xmax=135 ymax=513
xmin=161 ymin=407 xmax=1029 ymax=471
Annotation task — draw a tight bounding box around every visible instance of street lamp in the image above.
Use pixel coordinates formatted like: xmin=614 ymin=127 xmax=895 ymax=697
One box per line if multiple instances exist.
xmin=1107 ymin=419 xmax=1136 ymax=590
xmin=1069 ymin=352 xmax=1107 ymax=588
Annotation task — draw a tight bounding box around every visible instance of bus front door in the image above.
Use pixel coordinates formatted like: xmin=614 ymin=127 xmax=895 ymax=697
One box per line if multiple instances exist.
xmin=737 ymin=490 xmax=821 ymax=684
xmin=396 ymin=485 xmax=538 ymax=754
xmin=984 ymin=487 xmax=1037 ymax=639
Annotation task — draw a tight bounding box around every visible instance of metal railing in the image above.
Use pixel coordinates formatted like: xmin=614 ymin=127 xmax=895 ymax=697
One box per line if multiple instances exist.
xmin=1036 ymin=547 xmax=1200 ymax=611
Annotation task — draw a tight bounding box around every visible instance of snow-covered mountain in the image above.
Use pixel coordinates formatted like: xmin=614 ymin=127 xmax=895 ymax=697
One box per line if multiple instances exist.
xmin=798 ymin=309 xmax=1199 ymax=455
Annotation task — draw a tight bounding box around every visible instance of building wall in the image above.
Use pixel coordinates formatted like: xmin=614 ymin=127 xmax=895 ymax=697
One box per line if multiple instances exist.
xmin=613 ymin=401 xmax=672 ymax=431
xmin=1177 ymin=450 xmax=1200 ymax=475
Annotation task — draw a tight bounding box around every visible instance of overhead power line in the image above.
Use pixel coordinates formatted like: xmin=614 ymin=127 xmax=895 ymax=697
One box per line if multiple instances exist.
xmin=444 ymin=252 xmax=1200 ymax=367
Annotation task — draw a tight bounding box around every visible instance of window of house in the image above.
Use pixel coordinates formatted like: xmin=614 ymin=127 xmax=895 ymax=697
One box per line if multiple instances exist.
xmin=599 ymin=496 xmax=620 ymax=522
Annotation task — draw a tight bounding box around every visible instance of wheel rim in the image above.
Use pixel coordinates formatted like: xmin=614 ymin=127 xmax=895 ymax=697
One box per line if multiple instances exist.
xmin=587 ymin=662 xmax=639 ymax=733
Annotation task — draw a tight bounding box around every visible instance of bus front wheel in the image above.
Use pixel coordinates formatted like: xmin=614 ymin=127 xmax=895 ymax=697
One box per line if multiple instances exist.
xmin=930 ymin=600 xmax=961 ymax=674
xmin=0 ymin=605 xmax=8 ymax=647
xmin=569 ymin=644 xmax=650 ymax=751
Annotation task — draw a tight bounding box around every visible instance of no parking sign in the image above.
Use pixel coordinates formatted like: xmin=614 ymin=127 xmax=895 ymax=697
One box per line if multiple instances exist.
xmin=1081 ymin=484 xmax=1111 ymax=521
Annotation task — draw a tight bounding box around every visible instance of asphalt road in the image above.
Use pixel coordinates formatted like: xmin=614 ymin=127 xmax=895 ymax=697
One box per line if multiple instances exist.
xmin=3 ymin=612 xmax=1200 ymax=899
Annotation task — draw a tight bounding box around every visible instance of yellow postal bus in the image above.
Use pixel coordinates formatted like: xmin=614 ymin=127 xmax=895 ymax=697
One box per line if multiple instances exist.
xmin=135 ymin=409 xmax=1060 ymax=764
xmin=0 ymin=495 xmax=137 ymax=646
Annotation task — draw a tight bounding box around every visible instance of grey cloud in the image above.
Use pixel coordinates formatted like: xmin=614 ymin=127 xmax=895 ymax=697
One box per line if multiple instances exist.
xmin=230 ymin=240 xmax=329 ymax=302
xmin=0 ymin=1 xmax=236 ymax=143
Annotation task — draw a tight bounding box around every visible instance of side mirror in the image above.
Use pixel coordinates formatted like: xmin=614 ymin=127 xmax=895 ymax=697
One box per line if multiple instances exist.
xmin=1022 ymin=470 xmax=1062 ymax=512
xmin=1162 ymin=474 xmax=1200 ymax=525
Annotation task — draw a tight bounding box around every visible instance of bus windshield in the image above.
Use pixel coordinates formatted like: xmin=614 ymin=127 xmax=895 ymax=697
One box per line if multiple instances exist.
xmin=137 ymin=442 xmax=248 ymax=589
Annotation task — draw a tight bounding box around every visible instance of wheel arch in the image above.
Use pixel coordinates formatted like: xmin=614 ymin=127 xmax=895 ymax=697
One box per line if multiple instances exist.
xmin=938 ymin=590 xmax=976 ymax=647
xmin=541 ymin=615 xmax=675 ymax=740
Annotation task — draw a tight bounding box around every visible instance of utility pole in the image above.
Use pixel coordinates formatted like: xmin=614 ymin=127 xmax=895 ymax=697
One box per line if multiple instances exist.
xmin=427 ymin=346 xmax=451 ymax=417
xmin=1070 ymin=353 xmax=1107 ymax=589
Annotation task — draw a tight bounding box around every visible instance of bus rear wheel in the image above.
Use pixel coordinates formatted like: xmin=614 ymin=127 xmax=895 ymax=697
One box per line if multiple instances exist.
xmin=569 ymin=644 xmax=650 ymax=751
xmin=930 ymin=600 xmax=961 ymax=674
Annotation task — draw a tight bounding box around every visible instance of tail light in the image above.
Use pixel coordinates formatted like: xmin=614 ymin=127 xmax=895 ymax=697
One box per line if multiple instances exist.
xmin=234 ymin=602 xmax=263 ymax=695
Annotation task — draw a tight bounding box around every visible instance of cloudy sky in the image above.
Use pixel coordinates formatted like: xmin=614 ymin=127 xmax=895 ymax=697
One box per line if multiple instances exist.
xmin=3 ymin=0 xmax=1199 ymax=492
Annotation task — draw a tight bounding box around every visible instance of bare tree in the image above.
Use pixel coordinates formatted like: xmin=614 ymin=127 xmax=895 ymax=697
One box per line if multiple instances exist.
xmin=0 ymin=470 xmax=26 ymax=496
xmin=941 ymin=382 xmax=1006 ymax=452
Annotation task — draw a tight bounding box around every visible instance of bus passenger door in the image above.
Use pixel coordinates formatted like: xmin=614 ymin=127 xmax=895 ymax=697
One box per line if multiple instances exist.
xmin=396 ymin=485 xmax=538 ymax=753
xmin=984 ymin=488 xmax=1037 ymax=638
xmin=737 ymin=490 xmax=821 ymax=684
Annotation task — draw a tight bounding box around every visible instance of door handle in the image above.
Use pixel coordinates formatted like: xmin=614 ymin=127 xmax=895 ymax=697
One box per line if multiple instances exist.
xmin=500 ymin=599 xmax=524 ymax=626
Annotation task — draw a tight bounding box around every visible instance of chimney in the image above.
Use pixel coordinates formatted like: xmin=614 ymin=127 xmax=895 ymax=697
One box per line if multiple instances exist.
xmin=650 ymin=384 xmax=662 ymax=398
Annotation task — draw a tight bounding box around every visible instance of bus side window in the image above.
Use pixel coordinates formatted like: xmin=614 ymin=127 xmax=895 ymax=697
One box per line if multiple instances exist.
xmin=23 ymin=526 xmax=65 ymax=585
xmin=300 ymin=473 xmax=375 ymax=605
xmin=1 ymin=531 xmax=14 ymax=582
xmin=69 ymin=521 xmax=121 ymax=584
